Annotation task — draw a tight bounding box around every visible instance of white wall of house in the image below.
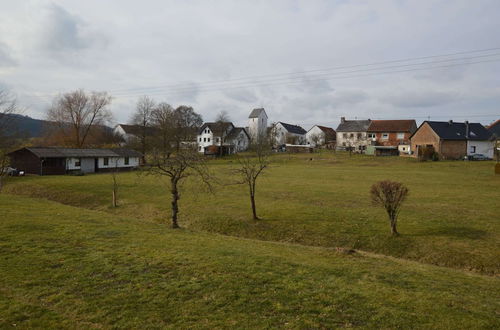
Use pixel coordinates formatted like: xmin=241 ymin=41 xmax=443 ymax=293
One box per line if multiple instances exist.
xmin=113 ymin=125 xmax=135 ymax=145
xmin=306 ymin=126 xmax=325 ymax=147
xmin=248 ymin=111 xmax=268 ymax=142
xmin=66 ymin=156 xmax=139 ymax=171
xmin=228 ymin=131 xmax=250 ymax=152
xmin=273 ymin=123 xmax=306 ymax=146
xmin=197 ymin=127 xmax=215 ymax=152
xmin=336 ymin=131 xmax=369 ymax=152
xmin=467 ymin=140 xmax=494 ymax=158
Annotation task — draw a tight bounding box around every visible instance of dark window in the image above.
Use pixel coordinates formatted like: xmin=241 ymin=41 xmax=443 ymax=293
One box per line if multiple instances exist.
xmin=103 ymin=157 xmax=109 ymax=166
xmin=357 ymin=133 xmax=362 ymax=139
xmin=124 ymin=157 xmax=129 ymax=165
xmin=343 ymin=133 xmax=347 ymax=138
xmin=208 ymin=138 xmax=211 ymax=142
xmin=350 ymin=133 xmax=354 ymax=138
xmin=470 ymin=146 xmax=476 ymax=153
xmin=75 ymin=158 xmax=81 ymax=167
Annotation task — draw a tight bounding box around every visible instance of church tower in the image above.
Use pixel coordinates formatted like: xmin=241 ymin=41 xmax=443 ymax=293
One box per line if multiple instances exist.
xmin=248 ymin=108 xmax=268 ymax=142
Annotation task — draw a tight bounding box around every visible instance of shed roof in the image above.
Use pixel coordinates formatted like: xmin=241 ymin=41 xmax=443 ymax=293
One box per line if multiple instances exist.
xmin=9 ymin=147 xmax=142 ymax=158
xmin=420 ymin=121 xmax=492 ymax=141
xmin=336 ymin=119 xmax=371 ymax=132
xmin=368 ymin=120 xmax=417 ymax=132
xmin=248 ymin=108 xmax=268 ymax=118
xmin=278 ymin=122 xmax=307 ymax=135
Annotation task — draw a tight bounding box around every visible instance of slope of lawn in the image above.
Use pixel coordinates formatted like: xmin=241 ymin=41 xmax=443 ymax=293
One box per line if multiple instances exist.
xmin=5 ymin=152 xmax=500 ymax=274
xmin=0 ymin=194 xmax=499 ymax=328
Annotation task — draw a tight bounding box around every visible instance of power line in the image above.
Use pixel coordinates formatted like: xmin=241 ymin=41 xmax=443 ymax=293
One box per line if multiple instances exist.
xmin=108 ymin=47 xmax=500 ymax=94
xmin=112 ymin=57 xmax=500 ymax=98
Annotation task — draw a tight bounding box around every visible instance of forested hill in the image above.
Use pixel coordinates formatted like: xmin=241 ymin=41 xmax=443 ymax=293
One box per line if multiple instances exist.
xmin=2 ymin=114 xmax=48 ymax=138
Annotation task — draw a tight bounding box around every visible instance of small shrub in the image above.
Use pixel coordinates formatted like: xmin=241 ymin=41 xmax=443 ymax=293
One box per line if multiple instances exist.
xmin=370 ymin=180 xmax=409 ymax=236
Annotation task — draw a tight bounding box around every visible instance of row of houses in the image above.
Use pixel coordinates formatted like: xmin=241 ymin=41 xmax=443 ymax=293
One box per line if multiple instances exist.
xmin=112 ymin=108 xmax=498 ymax=159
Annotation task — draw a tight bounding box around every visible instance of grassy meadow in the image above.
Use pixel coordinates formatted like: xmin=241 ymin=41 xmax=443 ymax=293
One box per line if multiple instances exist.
xmin=4 ymin=152 xmax=499 ymax=274
xmin=1 ymin=194 xmax=499 ymax=328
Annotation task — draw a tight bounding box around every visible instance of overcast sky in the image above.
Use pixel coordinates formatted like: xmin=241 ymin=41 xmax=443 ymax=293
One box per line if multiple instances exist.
xmin=0 ymin=0 xmax=499 ymax=129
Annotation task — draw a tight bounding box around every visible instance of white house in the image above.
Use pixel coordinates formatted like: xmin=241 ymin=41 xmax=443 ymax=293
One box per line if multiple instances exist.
xmin=248 ymin=108 xmax=268 ymax=142
xmin=197 ymin=122 xmax=250 ymax=154
xmin=272 ymin=122 xmax=307 ymax=146
xmin=306 ymin=125 xmax=336 ymax=147
xmin=335 ymin=117 xmax=371 ymax=153
xmin=113 ymin=124 xmax=159 ymax=145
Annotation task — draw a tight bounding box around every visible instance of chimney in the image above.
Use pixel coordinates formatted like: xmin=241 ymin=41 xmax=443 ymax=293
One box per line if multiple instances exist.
xmin=448 ymin=120 xmax=453 ymax=125
xmin=341 ymin=117 xmax=345 ymax=123
xmin=465 ymin=121 xmax=469 ymax=138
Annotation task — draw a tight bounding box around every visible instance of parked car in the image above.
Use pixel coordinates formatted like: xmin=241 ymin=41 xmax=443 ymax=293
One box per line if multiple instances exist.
xmin=2 ymin=167 xmax=25 ymax=176
xmin=465 ymin=154 xmax=492 ymax=161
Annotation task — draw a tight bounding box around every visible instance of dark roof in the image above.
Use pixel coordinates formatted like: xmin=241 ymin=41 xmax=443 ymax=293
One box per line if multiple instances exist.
xmin=336 ymin=119 xmax=371 ymax=132
xmin=109 ymin=148 xmax=143 ymax=158
xmin=278 ymin=122 xmax=307 ymax=135
xmin=199 ymin=122 xmax=234 ymax=134
xmin=487 ymin=119 xmax=500 ymax=137
xmin=249 ymin=108 xmax=267 ymax=118
xmin=368 ymin=120 xmax=417 ymax=133
xmin=310 ymin=125 xmax=336 ymax=141
xmin=117 ymin=124 xmax=159 ymax=136
xmin=421 ymin=121 xmax=492 ymax=141
xmin=9 ymin=147 xmax=142 ymax=158
xmin=316 ymin=125 xmax=336 ymax=135
xmin=225 ymin=127 xmax=250 ymax=141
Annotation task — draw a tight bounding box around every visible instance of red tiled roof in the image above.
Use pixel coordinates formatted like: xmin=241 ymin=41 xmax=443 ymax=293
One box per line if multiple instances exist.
xmin=368 ymin=120 xmax=417 ymax=132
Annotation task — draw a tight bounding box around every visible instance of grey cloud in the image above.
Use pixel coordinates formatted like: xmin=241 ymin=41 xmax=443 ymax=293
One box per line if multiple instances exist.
xmin=37 ymin=3 xmax=108 ymax=54
xmin=0 ymin=43 xmax=17 ymax=67
xmin=223 ymin=88 xmax=258 ymax=103
xmin=381 ymin=90 xmax=458 ymax=108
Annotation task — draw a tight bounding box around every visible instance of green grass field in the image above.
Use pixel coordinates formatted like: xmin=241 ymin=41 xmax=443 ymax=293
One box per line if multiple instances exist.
xmin=1 ymin=194 xmax=499 ymax=328
xmin=5 ymin=152 xmax=500 ymax=274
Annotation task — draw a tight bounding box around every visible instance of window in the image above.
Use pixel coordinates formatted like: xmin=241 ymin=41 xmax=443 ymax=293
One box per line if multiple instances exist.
xmin=397 ymin=132 xmax=405 ymax=139
xmin=216 ymin=137 xmax=220 ymax=143
xmin=199 ymin=146 xmax=202 ymax=151
xmin=470 ymin=146 xmax=476 ymax=153
xmin=199 ymin=137 xmax=201 ymax=142
xmin=124 ymin=157 xmax=129 ymax=165
xmin=350 ymin=133 xmax=354 ymax=138
xmin=208 ymin=138 xmax=211 ymax=142
xmin=343 ymin=133 xmax=347 ymax=138
xmin=203 ymin=138 xmax=206 ymax=142
xmin=382 ymin=133 xmax=389 ymax=140
xmin=103 ymin=157 xmax=109 ymax=166
xmin=357 ymin=133 xmax=362 ymax=139
xmin=75 ymin=158 xmax=81 ymax=167
xmin=367 ymin=133 xmax=375 ymax=139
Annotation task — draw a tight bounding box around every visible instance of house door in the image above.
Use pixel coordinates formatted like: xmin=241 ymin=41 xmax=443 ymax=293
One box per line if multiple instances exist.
xmin=94 ymin=158 xmax=99 ymax=173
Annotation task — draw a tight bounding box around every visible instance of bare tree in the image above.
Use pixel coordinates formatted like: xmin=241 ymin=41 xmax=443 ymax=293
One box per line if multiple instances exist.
xmin=214 ymin=111 xmax=230 ymax=156
xmin=0 ymin=90 xmax=19 ymax=192
xmin=172 ymin=105 xmax=203 ymax=152
xmin=131 ymin=96 xmax=155 ymax=160
xmin=146 ymin=149 xmax=211 ymax=228
xmin=46 ymin=89 xmax=112 ymax=148
xmin=151 ymin=102 xmax=175 ymax=159
xmin=370 ymin=180 xmax=409 ymax=236
xmin=233 ymin=140 xmax=270 ymax=220
xmin=310 ymin=133 xmax=322 ymax=151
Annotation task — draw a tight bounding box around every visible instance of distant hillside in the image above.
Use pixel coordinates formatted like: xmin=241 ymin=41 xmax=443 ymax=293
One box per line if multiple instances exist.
xmin=3 ymin=114 xmax=49 ymax=138
xmin=2 ymin=114 xmax=113 ymax=138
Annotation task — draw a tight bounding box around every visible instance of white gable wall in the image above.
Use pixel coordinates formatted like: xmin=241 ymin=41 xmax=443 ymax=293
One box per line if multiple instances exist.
xmin=467 ymin=140 xmax=494 ymax=158
xmin=306 ymin=126 xmax=326 ymax=147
